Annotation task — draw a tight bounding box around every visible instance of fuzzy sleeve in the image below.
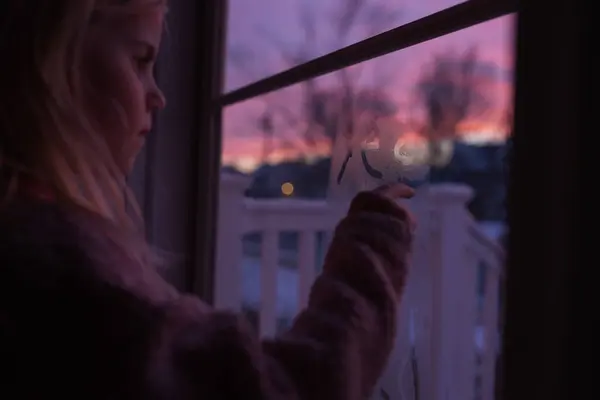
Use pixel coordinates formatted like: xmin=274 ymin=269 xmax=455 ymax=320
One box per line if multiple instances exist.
xmin=144 ymin=192 xmax=413 ymax=400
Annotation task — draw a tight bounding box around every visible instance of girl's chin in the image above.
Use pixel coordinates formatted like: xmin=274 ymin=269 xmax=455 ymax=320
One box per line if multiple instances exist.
xmin=123 ymin=142 xmax=145 ymax=174
xmin=125 ymin=154 xmax=140 ymax=175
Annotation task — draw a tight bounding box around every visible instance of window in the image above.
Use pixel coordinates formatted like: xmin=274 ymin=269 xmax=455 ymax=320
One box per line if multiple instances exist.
xmin=214 ymin=1 xmax=517 ymax=398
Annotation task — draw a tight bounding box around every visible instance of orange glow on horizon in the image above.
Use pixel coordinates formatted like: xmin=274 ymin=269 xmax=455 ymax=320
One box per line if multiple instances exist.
xmin=222 ymin=120 xmax=510 ymax=173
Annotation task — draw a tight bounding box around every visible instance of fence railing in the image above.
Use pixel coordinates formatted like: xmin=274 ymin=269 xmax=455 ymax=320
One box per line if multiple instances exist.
xmin=215 ymin=172 xmax=504 ymax=400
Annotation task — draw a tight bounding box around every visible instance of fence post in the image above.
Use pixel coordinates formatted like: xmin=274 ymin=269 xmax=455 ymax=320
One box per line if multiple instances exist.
xmin=213 ymin=172 xmax=251 ymax=311
xmin=426 ymin=184 xmax=476 ymax=400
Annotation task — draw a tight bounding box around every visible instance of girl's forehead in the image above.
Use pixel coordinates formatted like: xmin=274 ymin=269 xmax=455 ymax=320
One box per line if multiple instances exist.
xmin=143 ymin=8 xmax=165 ymax=26
xmin=129 ymin=11 xmax=164 ymax=32
xmin=102 ymin=11 xmax=165 ymax=41
xmin=96 ymin=1 xmax=166 ymax=27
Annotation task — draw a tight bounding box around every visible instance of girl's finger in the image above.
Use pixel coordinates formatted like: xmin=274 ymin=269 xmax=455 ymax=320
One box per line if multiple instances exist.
xmin=372 ymin=183 xmax=415 ymax=200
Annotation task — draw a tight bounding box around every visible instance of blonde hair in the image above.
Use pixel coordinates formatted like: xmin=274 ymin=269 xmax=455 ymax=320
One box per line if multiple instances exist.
xmin=0 ymin=0 xmax=167 ymax=264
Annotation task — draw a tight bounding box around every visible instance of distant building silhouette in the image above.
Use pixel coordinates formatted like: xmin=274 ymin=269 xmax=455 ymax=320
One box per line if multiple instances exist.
xmin=225 ymin=141 xmax=508 ymax=222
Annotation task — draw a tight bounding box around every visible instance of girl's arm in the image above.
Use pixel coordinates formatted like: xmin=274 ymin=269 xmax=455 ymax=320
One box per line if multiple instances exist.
xmin=145 ymin=191 xmax=413 ymax=400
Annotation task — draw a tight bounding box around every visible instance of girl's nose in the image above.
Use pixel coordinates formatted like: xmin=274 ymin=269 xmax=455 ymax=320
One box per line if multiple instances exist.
xmin=148 ymin=87 xmax=166 ymax=111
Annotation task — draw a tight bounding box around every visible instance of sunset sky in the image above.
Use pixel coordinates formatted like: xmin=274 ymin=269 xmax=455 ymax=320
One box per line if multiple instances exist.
xmin=222 ymin=0 xmax=515 ymax=172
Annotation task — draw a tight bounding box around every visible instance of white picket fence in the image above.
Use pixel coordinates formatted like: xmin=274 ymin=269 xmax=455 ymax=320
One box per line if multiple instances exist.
xmin=214 ymin=172 xmax=504 ymax=400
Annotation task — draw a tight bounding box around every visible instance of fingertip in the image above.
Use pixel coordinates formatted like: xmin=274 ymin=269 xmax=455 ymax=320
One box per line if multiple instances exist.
xmin=404 ymin=186 xmax=416 ymax=199
xmin=374 ymin=183 xmax=415 ymax=199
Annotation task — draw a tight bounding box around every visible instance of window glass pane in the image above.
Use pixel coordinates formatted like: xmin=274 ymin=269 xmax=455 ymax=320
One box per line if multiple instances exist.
xmin=226 ymin=0 xmax=466 ymax=91
xmin=219 ymin=15 xmax=513 ymax=400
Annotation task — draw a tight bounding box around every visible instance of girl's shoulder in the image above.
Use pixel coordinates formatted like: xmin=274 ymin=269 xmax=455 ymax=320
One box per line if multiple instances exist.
xmin=0 ymin=199 xmax=100 ymax=310
xmin=0 ymin=199 xmax=176 ymax=303
xmin=0 ymin=199 xmax=83 ymax=267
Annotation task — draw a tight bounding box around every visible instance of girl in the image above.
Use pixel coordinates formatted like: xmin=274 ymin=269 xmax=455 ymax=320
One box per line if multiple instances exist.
xmin=0 ymin=1 xmax=415 ymax=399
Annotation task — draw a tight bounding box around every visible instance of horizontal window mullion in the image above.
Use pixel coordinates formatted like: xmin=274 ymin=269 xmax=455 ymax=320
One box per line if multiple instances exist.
xmin=220 ymin=0 xmax=517 ymax=107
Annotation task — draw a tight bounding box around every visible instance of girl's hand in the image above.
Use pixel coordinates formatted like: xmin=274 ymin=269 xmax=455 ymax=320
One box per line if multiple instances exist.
xmin=349 ymin=183 xmax=416 ymax=233
xmin=324 ymin=183 xmax=417 ymax=300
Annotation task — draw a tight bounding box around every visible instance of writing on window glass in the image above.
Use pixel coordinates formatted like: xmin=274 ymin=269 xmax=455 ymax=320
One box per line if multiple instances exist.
xmin=336 ymin=117 xmax=428 ymax=185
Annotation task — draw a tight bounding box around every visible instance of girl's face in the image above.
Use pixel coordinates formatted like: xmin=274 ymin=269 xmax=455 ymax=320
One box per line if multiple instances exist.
xmin=81 ymin=8 xmax=166 ymax=173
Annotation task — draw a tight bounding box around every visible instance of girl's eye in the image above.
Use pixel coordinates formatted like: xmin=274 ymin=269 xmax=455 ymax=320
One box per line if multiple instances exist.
xmin=132 ymin=42 xmax=157 ymax=72
xmin=135 ymin=55 xmax=153 ymax=71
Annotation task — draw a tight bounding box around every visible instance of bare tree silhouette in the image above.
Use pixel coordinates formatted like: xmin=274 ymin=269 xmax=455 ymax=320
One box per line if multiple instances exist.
xmin=228 ymin=0 xmax=404 ymax=163
xmin=415 ymin=47 xmax=495 ymax=165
